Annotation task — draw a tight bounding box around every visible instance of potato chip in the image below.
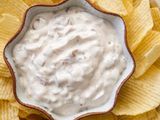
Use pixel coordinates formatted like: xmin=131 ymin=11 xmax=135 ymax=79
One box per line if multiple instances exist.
xmin=0 ymin=39 xmax=11 ymax=77
xmin=122 ymin=0 xmax=133 ymax=14
xmin=151 ymin=8 xmax=160 ymax=31
xmin=157 ymin=106 xmax=160 ymax=111
xmin=92 ymin=0 xmax=128 ymax=16
xmin=156 ymin=105 xmax=160 ymax=115
xmin=112 ymin=65 xmax=160 ymax=115
xmin=0 ymin=13 xmax=20 ymax=41
xmin=150 ymin=0 xmax=158 ymax=7
xmin=23 ymin=0 xmax=53 ymax=6
xmin=0 ymin=77 xmax=14 ymax=100
xmin=81 ymin=112 xmax=117 ymax=120
xmin=127 ymin=0 xmax=133 ymax=4
xmin=51 ymin=0 xmax=64 ymax=4
xmin=18 ymin=110 xmax=29 ymax=118
xmin=0 ymin=100 xmax=19 ymax=120
xmin=0 ymin=63 xmax=10 ymax=78
xmin=150 ymin=0 xmax=160 ymax=7
xmin=0 ymin=0 xmax=28 ymax=20
xmin=10 ymin=100 xmax=47 ymax=119
xmin=118 ymin=109 xmax=160 ymax=120
xmin=154 ymin=57 xmax=160 ymax=68
xmin=124 ymin=0 xmax=153 ymax=51
xmin=26 ymin=114 xmax=48 ymax=120
xmin=19 ymin=110 xmax=46 ymax=120
xmin=133 ymin=30 xmax=160 ymax=77
xmin=0 ymin=14 xmax=21 ymax=77
xmin=133 ymin=0 xmax=144 ymax=7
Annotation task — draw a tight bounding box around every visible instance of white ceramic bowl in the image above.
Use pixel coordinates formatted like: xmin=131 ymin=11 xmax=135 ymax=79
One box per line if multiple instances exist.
xmin=3 ymin=0 xmax=135 ymax=120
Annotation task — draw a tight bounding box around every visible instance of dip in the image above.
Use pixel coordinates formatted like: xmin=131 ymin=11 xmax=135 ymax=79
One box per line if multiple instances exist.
xmin=13 ymin=7 xmax=126 ymax=116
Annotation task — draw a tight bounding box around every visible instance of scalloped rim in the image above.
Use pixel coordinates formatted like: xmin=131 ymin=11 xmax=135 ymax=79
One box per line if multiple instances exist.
xmin=3 ymin=0 xmax=136 ymax=120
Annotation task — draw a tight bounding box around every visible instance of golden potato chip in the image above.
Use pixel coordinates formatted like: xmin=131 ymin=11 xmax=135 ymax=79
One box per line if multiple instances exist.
xmin=26 ymin=114 xmax=48 ymax=120
xmin=0 ymin=40 xmax=11 ymax=77
xmin=0 ymin=0 xmax=28 ymax=20
xmin=122 ymin=0 xmax=133 ymax=14
xmin=21 ymin=109 xmax=47 ymax=120
xmin=154 ymin=57 xmax=160 ymax=68
xmin=19 ymin=110 xmax=29 ymax=118
xmin=23 ymin=0 xmax=53 ymax=6
xmin=151 ymin=7 xmax=160 ymax=31
xmin=0 ymin=14 xmax=21 ymax=77
xmin=0 ymin=13 xmax=20 ymax=41
xmin=0 ymin=77 xmax=14 ymax=100
xmin=156 ymin=105 xmax=160 ymax=114
xmin=0 ymin=100 xmax=19 ymax=120
xmin=81 ymin=112 xmax=117 ymax=120
xmin=92 ymin=0 xmax=128 ymax=16
xmin=112 ymin=65 xmax=160 ymax=115
xmin=118 ymin=109 xmax=160 ymax=120
xmin=133 ymin=30 xmax=160 ymax=77
xmin=150 ymin=0 xmax=158 ymax=7
xmin=133 ymin=0 xmax=144 ymax=7
xmin=51 ymin=0 xmax=64 ymax=4
xmin=0 ymin=62 xmax=10 ymax=78
xmin=150 ymin=0 xmax=160 ymax=7
xmin=10 ymin=100 xmax=47 ymax=119
xmin=127 ymin=0 xmax=133 ymax=3
xmin=124 ymin=0 xmax=153 ymax=51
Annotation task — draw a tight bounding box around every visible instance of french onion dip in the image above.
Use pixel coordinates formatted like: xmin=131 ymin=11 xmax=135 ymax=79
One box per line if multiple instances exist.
xmin=13 ymin=7 xmax=126 ymax=116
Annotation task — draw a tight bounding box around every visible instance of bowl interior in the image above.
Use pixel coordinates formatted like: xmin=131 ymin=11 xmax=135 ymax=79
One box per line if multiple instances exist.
xmin=4 ymin=0 xmax=135 ymax=120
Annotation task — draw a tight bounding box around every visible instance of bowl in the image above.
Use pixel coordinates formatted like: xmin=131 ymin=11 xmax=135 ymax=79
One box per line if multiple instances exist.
xmin=3 ymin=0 xmax=135 ymax=120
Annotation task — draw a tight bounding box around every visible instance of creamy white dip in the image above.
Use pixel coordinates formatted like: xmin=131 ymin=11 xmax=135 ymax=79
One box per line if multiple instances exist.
xmin=13 ymin=7 xmax=126 ymax=116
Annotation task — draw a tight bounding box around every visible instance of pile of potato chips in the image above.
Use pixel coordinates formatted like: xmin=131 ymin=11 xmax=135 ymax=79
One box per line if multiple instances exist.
xmin=0 ymin=0 xmax=160 ymax=120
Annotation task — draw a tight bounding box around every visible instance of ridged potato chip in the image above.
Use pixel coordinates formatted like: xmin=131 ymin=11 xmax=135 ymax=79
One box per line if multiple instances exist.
xmin=81 ymin=112 xmax=117 ymax=120
xmin=91 ymin=0 xmax=127 ymax=16
xmin=124 ymin=0 xmax=153 ymax=51
xmin=133 ymin=30 xmax=160 ymax=77
xmin=51 ymin=0 xmax=64 ymax=4
xmin=0 ymin=61 xmax=10 ymax=78
xmin=23 ymin=0 xmax=53 ymax=6
xmin=122 ymin=0 xmax=133 ymax=14
xmin=0 ymin=39 xmax=10 ymax=77
xmin=150 ymin=0 xmax=158 ymax=7
xmin=19 ymin=110 xmax=47 ymax=120
xmin=0 ymin=100 xmax=19 ymax=120
xmin=0 ymin=14 xmax=20 ymax=41
xmin=125 ymin=0 xmax=133 ymax=4
xmin=10 ymin=100 xmax=48 ymax=119
xmin=154 ymin=57 xmax=160 ymax=68
xmin=26 ymin=114 xmax=48 ymax=120
xmin=118 ymin=109 xmax=160 ymax=120
xmin=0 ymin=14 xmax=21 ymax=77
xmin=18 ymin=110 xmax=29 ymax=118
xmin=156 ymin=105 xmax=160 ymax=114
xmin=150 ymin=0 xmax=160 ymax=7
xmin=133 ymin=0 xmax=144 ymax=7
xmin=0 ymin=77 xmax=14 ymax=100
xmin=151 ymin=7 xmax=160 ymax=31
xmin=112 ymin=65 xmax=160 ymax=115
xmin=19 ymin=111 xmax=47 ymax=120
xmin=0 ymin=0 xmax=28 ymax=20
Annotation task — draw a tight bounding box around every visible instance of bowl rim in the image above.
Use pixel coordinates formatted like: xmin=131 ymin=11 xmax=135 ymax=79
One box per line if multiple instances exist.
xmin=3 ymin=0 xmax=136 ymax=120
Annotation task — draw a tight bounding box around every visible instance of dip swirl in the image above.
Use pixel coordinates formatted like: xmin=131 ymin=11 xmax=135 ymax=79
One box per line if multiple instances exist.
xmin=13 ymin=7 xmax=126 ymax=116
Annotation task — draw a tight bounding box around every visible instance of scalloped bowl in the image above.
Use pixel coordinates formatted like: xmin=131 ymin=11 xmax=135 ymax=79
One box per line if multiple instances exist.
xmin=3 ymin=0 xmax=135 ymax=120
